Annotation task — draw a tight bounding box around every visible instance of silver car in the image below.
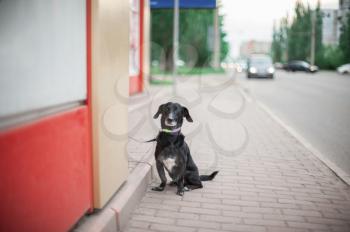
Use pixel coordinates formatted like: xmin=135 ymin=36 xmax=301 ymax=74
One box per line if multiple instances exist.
xmin=337 ymin=64 xmax=350 ymax=75
xmin=247 ymin=55 xmax=274 ymax=79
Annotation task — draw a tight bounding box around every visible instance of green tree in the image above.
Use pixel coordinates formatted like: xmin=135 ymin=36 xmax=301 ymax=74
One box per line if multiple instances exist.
xmin=151 ymin=9 xmax=174 ymax=71
xmin=271 ymin=21 xmax=283 ymax=62
xmin=271 ymin=17 xmax=289 ymax=63
xmin=339 ymin=12 xmax=350 ymax=63
xmin=273 ymin=0 xmax=350 ymax=69
xmin=288 ymin=1 xmax=311 ymax=61
xmin=179 ymin=9 xmax=214 ymax=67
xmin=321 ymin=45 xmax=344 ymax=69
xmin=314 ymin=1 xmax=324 ymax=66
xmin=273 ymin=1 xmax=324 ymax=66
xmin=151 ymin=8 xmax=229 ymax=71
xmin=219 ymin=15 xmax=229 ymax=62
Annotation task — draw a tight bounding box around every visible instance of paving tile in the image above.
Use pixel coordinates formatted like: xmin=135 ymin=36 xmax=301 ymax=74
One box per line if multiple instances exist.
xmin=124 ymin=75 xmax=350 ymax=232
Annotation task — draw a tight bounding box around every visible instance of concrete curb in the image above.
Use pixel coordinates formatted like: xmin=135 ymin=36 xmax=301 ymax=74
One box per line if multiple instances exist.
xmin=257 ymin=100 xmax=350 ymax=186
xmin=73 ymin=208 xmax=118 ymax=232
xmin=74 ymin=155 xmax=154 ymax=232
xmin=110 ymin=157 xmax=154 ymax=231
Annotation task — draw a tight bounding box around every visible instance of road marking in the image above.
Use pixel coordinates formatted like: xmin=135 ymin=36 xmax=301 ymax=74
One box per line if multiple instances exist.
xmin=238 ymin=87 xmax=252 ymax=103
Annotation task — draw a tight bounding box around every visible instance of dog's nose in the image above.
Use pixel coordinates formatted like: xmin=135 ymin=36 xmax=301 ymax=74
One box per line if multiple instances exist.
xmin=166 ymin=118 xmax=174 ymax=123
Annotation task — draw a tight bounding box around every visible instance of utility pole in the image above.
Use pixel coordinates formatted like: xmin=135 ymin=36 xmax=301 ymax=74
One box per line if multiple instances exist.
xmin=212 ymin=6 xmax=220 ymax=69
xmin=172 ymin=0 xmax=179 ymax=96
xmin=310 ymin=10 xmax=316 ymax=66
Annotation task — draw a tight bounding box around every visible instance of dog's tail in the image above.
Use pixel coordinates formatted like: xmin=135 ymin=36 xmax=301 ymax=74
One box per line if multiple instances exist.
xmin=200 ymin=171 xmax=219 ymax=181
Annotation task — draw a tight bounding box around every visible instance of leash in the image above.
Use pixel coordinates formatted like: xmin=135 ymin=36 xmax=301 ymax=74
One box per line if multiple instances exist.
xmin=128 ymin=136 xmax=157 ymax=143
xmin=128 ymin=128 xmax=181 ymax=144
xmin=127 ymin=136 xmax=155 ymax=167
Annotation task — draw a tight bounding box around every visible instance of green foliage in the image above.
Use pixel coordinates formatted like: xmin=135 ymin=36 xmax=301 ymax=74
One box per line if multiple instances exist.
xmin=151 ymin=9 xmax=174 ymax=71
xmin=339 ymin=13 xmax=350 ymax=63
xmin=271 ymin=1 xmax=326 ymax=68
xmin=271 ymin=17 xmax=288 ymax=63
xmin=151 ymin=9 xmax=229 ymax=71
xmin=314 ymin=1 xmax=324 ymax=66
xmin=287 ymin=1 xmax=312 ymax=60
xmin=180 ymin=9 xmax=214 ymax=67
xmin=271 ymin=23 xmax=283 ymax=62
xmin=151 ymin=66 xmax=225 ymax=76
xmin=219 ymin=15 xmax=229 ymax=61
xmin=319 ymin=45 xmax=344 ymax=69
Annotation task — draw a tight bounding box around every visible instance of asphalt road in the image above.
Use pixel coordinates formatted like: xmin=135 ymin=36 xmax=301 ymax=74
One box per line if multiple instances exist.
xmin=236 ymin=70 xmax=350 ymax=178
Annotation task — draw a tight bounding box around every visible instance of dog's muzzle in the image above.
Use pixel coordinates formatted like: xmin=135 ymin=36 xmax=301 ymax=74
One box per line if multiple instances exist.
xmin=165 ymin=118 xmax=177 ymax=127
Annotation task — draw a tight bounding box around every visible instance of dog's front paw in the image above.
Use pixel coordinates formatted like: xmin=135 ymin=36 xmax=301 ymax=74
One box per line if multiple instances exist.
xmin=176 ymin=189 xmax=184 ymax=196
xmin=152 ymin=186 xmax=165 ymax=191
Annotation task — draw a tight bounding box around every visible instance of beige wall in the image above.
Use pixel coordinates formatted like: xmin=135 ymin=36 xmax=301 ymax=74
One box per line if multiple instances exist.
xmin=91 ymin=0 xmax=129 ymax=208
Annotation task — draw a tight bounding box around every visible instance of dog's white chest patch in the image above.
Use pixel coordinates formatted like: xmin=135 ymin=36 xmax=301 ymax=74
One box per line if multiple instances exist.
xmin=162 ymin=157 xmax=176 ymax=172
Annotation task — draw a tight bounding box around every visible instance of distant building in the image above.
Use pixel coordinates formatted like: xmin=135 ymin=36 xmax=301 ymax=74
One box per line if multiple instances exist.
xmin=322 ymin=9 xmax=339 ymax=46
xmin=321 ymin=0 xmax=350 ymax=46
xmin=333 ymin=0 xmax=350 ymax=44
xmin=339 ymin=0 xmax=350 ymax=23
xmin=239 ymin=40 xmax=271 ymax=58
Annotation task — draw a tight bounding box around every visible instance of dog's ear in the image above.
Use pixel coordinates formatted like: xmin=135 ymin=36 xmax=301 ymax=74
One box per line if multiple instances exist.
xmin=153 ymin=104 xmax=164 ymax=119
xmin=183 ymin=107 xmax=193 ymax=122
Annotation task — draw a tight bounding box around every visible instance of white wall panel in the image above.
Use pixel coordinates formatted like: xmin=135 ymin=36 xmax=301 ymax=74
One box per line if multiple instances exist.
xmin=0 ymin=0 xmax=86 ymax=118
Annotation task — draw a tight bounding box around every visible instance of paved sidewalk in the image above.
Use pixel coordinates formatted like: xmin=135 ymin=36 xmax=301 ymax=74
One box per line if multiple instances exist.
xmin=125 ymin=74 xmax=350 ymax=232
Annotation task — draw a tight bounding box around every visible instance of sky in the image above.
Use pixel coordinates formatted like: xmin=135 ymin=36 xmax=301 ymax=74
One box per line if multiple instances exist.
xmin=220 ymin=0 xmax=338 ymax=59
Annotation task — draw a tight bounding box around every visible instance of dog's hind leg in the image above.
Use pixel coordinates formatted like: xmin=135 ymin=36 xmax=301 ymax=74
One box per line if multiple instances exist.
xmin=185 ymin=170 xmax=203 ymax=190
xmin=152 ymin=160 xmax=167 ymax=191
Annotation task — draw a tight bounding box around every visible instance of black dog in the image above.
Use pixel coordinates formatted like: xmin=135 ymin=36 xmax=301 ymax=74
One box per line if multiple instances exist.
xmin=152 ymin=102 xmax=218 ymax=196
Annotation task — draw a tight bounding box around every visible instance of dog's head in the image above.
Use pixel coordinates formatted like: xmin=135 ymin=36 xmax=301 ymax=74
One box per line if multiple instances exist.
xmin=153 ymin=102 xmax=193 ymax=130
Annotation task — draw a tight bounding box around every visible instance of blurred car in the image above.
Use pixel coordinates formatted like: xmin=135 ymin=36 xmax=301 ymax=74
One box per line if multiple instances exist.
xmin=221 ymin=62 xmax=235 ymax=69
xmin=235 ymin=59 xmax=247 ymax=73
xmin=337 ymin=64 xmax=350 ymax=74
xmin=283 ymin=60 xmax=318 ymax=73
xmin=274 ymin=62 xmax=284 ymax=69
xmin=247 ymin=55 xmax=274 ymax=78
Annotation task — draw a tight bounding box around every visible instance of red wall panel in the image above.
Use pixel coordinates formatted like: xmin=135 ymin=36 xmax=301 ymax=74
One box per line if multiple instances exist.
xmin=129 ymin=0 xmax=144 ymax=95
xmin=0 ymin=107 xmax=92 ymax=232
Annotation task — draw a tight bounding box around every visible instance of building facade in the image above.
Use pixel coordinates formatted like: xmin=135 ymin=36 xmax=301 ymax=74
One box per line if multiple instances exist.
xmin=239 ymin=40 xmax=271 ymax=58
xmin=0 ymin=0 xmax=149 ymax=231
xmin=322 ymin=9 xmax=340 ymax=46
xmin=339 ymin=0 xmax=350 ymax=22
